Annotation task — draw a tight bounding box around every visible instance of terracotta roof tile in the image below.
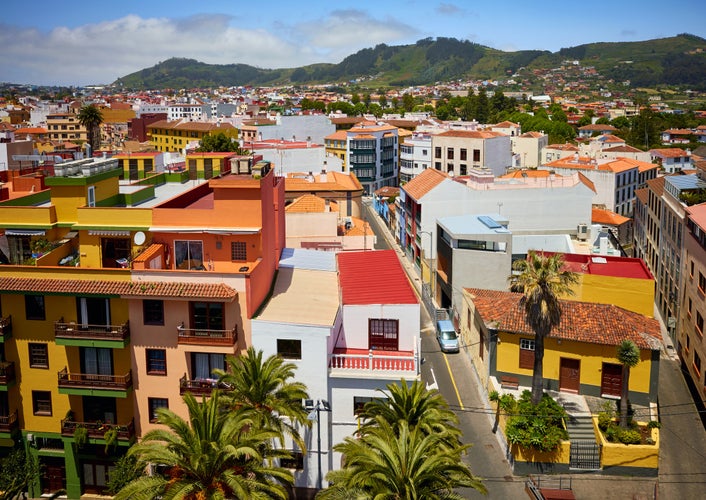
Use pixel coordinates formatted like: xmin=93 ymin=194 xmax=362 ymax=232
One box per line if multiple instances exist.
xmin=592 ymin=207 xmax=630 ymax=226
xmin=650 ymin=148 xmax=689 ymax=158
xmin=0 ymin=277 xmax=236 ymax=301
xmin=403 ymin=168 xmax=448 ymax=201
xmin=286 ymin=194 xmax=337 ymax=213
xmin=465 ymin=288 xmax=661 ymax=350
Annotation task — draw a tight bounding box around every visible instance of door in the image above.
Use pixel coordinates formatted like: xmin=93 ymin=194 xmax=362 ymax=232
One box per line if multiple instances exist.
xmin=601 ymin=363 xmax=623 ymax=397
xmin=83 ymin=396 xmax=116 ymax=424
xmin=559 ymin=358 xmax=581 ymax=393
xmin=77 ymin=297 xmax=110 ymax=327
xmin=81 ymin=347 xmax=113 ymax=377
xmin=368 ymin=319 xmax=399 ymax=351
xmin=42 ymin=458 xmax=66 ymax=494
xmin=82 ymin=462 xmax=114 ymax=494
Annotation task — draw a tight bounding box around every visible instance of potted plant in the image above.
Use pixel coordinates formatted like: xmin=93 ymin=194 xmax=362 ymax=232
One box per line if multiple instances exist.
xmin=74 ymin=425 xmax=88 ymax=449
xmin=104 ymin=427 xmax=118 ymax=454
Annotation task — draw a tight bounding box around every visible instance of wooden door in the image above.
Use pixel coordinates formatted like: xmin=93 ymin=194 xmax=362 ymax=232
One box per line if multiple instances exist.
xmin=559 ymin=358 xmax=581 ymax=393
xmin=601 ymin=363 xmax=623 ymax=397
xmin=42 ymin=459 xmax=66 ymax=494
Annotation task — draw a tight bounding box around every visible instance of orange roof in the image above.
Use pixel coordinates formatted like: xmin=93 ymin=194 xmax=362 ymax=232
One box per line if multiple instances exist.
xmin=285 ymin=171 xmax=363 ymax=193
xmin=286 ymin=194 xmax=338 ymax=213
xmin=635 ymin=187 xmax=648 ymax=204
xmin=437 ymin=130 xmax=504 ymax=139
xmin=14 ymin=127 xmax=48 ymax=135
xmin=324 ymin=130 xmax=348 ymax=141
xmin=465 ymin=288 xmax=661 ymax=349
xmin=650 ymin=148 xmax=689 ymax=158
xmin=592 ymin=207 xmax=630 ymax=226
xmin=687 ymin=203 xmax=706 ymax=232
xmin=495 ymin=121 xmax=520 ymax=128
xmin=0 ymin=277 xmax=237 ymax=301
xmin=148 ymin=120 xmax=235 ymax=132
xmin=547 ymin=143 xmax=579 ymax=151
xmin=403 ymin=168 xmax=448 ymax=200
xmin=576 ymin=172 xmax=596 ymax=193
xmin=579 ymin=124 xmax=617 ymax=131
xmin=500 ymin=170 xmax=552 ymax=179
xmin=342 ymin=216 xmax=371 ymax=236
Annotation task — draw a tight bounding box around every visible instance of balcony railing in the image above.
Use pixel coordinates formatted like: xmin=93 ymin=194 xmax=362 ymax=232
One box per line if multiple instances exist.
xmin=329 ymin=349 xmax=419 ymax=374
xmin=0 ymin=315 xmax=12 ymax=341
xmin=57 ymin=367 xmax=133 ymax=391
xmin=61 ymin=418 xmax=135 ymax=441
xmin=179 ymin=374 xmax=231 ymax=396
xmin=177 ymin=325 xmax=238 ymax=346
xmin=0 ymin=410 xmax=18 ymax=433
xmin=0 ymin=361 xmax=16 ymax=386
xmin=54 ymin=319 xmax=130 ymax=342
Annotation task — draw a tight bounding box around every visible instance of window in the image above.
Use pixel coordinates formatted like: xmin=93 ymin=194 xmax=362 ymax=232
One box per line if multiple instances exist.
xmin=29 ymin=343 xmax=48 ymax=369
xmin=32 ymin=391 xmax=52 ymax=416
xmin=143 ymin=300 xmax=164 ymax=325
xmin=688 ymin=297 xmax=693 ymax=318
xmin=690 ymin=260 xmax=694 ymax=278
xmin=473 ymin=149 xmax=481 ymax=162
xmin=277 ymin=339 xmax=301 ymax=360
xmin=434 ymin=147 xmax=441 ymax=159
xmin=694 ymin=352 xmax=702 ymax=378
xmin=231 ymin=241 xmax=247 ymax=261
xmin=146 ymin=349 xmax=167 ymax=375
xmin=697 ymin=312 xmax=704 ymax=337
xmin=25 ymin=295 xmax=45 ymax=320
xmin=148 ymin=398 xmax=168 ymax=423
xmin=369 ymin=319 xmax=399 ymax=351
xmin=280 ymin=452 xmax=304 ymax=470
xmin=353 ymin=396 xmax=388 ymax=415
xmin=191 ymin=302 xmax=224 ymax=330
xmin=191 ymin=353 xmax=225 ymax=379
xmin=460 ymin=148 xmax=467 ymax=161
xmin=519 ymin=338 xmax=535 ymax=369
xmin=446 ymin=149 xmax=454 ymax=160
xmin=87 ymin=186 xmax=96 ymax=207
xmin=686 ymin=334 xmax=691 ymax=353
xmin=700 ymin=272 xmax=706 ymax=293
xmin=175 ymin=240 xmax=204 ymax=270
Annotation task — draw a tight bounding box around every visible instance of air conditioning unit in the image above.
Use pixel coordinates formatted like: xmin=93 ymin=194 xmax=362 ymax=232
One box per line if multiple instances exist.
xmin=577 ymin=223 xmax=588 ymax=241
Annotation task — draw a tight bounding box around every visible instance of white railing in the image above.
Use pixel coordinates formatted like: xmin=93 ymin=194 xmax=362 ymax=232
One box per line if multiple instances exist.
xmin=329 ymin=350 xmax=419 ymax=374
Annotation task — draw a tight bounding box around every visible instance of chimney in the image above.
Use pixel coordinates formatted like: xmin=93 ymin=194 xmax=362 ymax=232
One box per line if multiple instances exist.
xmin=307 ymin=136 xmax=311 ymax=148
xmin=307 ymin=171 xmax=314 ymax=183
xmin=320 ymin=168 xmax=327 ymax=183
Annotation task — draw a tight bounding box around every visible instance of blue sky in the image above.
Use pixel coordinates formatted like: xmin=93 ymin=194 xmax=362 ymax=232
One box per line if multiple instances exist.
xmin=1 ymin=0 xmax=704 ymax=86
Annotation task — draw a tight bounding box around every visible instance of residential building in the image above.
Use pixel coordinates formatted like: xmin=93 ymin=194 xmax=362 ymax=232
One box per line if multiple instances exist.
xmin=661 ymin=129 xmax=694 ymax=145
xmin=46 ymin=112 xmax=88 ymax=145
xmin=243 ymin=138 xmax=343 ymax=176
xmin=399 ymin=132 xmax=432 ymax=183
xmin=114 ymin=151 xmax=165 ymax=180
xmin=681 ymin=204 xmax=706 ymax=407
xmin=461 ymin=288 xmax=662 ymax=406
xmin=431 ymin=130 xmax=512 ymax=177
xmin=147 ymin=120 xmax=236 ymax=153
xmin=578 ymin=123 xmax=618 ymax=139
xmin=511 ymin=131 xmax=548 ymax=169
xmin=285 ymin=170 xmax=364 ymax=219
xmin=346 ymin=122 xmax=399 ymax=195
xmin=650 ymin=148 xmax=693 ymax=174
xmin=323 ymin=130 xmax=348 ymax=170
xmin=542 ymin=143 xmax=579 ymax=164
xmin=250 ymin=249 xmax=420 ymax=492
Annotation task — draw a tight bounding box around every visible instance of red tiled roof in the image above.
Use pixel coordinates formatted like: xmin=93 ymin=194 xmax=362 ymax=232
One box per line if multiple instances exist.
xmin=437 ymin=130 xmax=504 ymax=139
xmin=592 ymin=207 xmax=630 ymax=226
xmin=403 ymin=168 xmax=448 ymax=201
xmin=0 ymin=277 xmax=237 ymax=300
xmin=338 ymin=250 xmax=417 ymax=305
xmin=650 ymin=148 xmax=689 ymax=158
xmin=465 ymin=288 xmax=661 ymax=349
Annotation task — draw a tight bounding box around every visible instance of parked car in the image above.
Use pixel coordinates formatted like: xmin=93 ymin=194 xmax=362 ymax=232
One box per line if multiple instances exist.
xmin=436 ymin=319 xmax=459 ymax=353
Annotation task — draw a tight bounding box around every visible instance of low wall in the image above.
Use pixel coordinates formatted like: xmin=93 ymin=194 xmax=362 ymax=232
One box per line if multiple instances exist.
xmin=592 ymin=417 xmax=659 ymax=476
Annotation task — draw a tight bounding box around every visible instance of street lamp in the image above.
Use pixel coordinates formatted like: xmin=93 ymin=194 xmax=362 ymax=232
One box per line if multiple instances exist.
xmin=307 ymin=399 xmax=332 ymax=490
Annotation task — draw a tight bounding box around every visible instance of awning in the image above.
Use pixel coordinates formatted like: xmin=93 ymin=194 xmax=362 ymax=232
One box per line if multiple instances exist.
xmin=88 ymin=230 xmax=131 ymax=236
xmin=5 ymin=229 xmax=46 ymax=236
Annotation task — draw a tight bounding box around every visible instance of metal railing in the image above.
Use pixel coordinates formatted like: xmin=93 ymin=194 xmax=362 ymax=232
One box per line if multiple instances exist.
xmin=177 ymin=326 xmax=237 ymax=346
xmin=0 ymin=361 xmax=15 ymax=385
xmin=54 ymin=319 xmax=130 ymax=341
xmin=0 ymin=410 xmax=18 ymax=432
xmin=61 ymin=418 xmax=135 ymax=440
xmin=0 ymin=315 xmax=12 ymax=338
xmin=57 ymin=367 xmax=133 ymax=390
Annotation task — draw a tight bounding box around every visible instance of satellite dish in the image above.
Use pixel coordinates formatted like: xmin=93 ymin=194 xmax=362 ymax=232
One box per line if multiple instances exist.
xmin=134 ymin=231 xmax=146 ymax=246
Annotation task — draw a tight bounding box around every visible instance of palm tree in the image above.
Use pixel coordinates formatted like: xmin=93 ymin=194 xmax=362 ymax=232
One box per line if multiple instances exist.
xmin=115 ymin=391 xmax=292 ymax=500
xmin=358 ymin=379 xmax=460 ymax=444
xmin=508 ymin=251 xmax=578 ymax=405
xmin=215 ymin=347 xmax=311 ymax=451
xmin=77 ymin=104 xmax=103 ymax=153
xmin=617 ymin=339 xmax=640 ymax=429
xmin=320 ymin=417 xmax=486 ymax=499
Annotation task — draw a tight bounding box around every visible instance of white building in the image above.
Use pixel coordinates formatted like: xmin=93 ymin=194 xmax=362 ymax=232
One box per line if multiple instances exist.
xmin=431 ymin=130 xmax=512 ymax=177
xmin=399 ymin=132 xmax=432 ymax=183
xmin=511 ymin=131 xmax=549 ymax=169
xmin=250 ymin=248 xmax=420 ymax=493
xmin=244 ymin=139 xmax=343 ymax=175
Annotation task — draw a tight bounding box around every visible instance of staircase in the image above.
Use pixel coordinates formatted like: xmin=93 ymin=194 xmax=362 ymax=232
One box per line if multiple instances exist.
xmin=565 ymin=410 xmax=601 ymax=470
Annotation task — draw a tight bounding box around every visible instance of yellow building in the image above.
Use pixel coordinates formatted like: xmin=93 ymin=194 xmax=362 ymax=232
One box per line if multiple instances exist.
xmin=114 ymin=151 xmax=164 ymax=180
xmin=46 ymin=113 xmax=87 ymax=145
xmin=323 ymin=129 xmax=348 ymax=170
xmin=185 ymin=152 xmax=238 ymax=180
xmin=461 ymin=288 xmax=662 ymax=406
xmin=147 ymin=120 xmax=236 ymax=153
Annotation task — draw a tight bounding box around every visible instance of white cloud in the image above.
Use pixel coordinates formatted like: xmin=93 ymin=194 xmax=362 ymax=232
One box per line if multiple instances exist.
xmin=0 ymin=11 xmax=417 ymax=86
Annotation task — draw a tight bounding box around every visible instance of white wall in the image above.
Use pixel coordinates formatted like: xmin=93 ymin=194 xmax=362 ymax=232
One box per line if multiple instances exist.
xmin=339 ymin=304 xmax=420 ymax=351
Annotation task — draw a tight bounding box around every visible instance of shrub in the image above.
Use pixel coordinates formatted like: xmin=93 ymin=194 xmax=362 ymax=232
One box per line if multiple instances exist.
xmin=647 ymin=420 xmax=661 ymax=429
xmin=598 ymin=411 xmax=613 ymax=431
xmin=619 ymin=429 xmax=642 ymax=445
xmin=605 ymin=425 xmax=621 ymax=443
xmin=505 ymin=391 xmax=568 ymax=452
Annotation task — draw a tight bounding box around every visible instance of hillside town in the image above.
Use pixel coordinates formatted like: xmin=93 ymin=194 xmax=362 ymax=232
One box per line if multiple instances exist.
xmin=1 ymin=63 xmax=706 ymax=499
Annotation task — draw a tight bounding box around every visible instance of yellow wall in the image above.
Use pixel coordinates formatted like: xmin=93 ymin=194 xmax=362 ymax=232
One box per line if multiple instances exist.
xmin=496 ymin=332 xmax=653 ymax=394
xmin=593 ymin=417 xmax=659 ymax=468
xmin=0 ymin=206 xmax=57 ymax=227
xmin=569 ymin=274 xmax=654 ymax=318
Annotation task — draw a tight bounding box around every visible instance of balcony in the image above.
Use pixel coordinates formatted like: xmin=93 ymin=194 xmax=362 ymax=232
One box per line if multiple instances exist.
xmin=177 ymin=325 xmax=238 ymax=346
xmin=0 ymin=316 xmax=12 ymax=342
xmin=0 ymin=410 xmax=19 ymax=434
xmin=179 ymin=374 xmax=231 ymax=396
xmin=0 ymin=361 xmax=16 ymax=389
xmin=329 ymin=348 xmax=419 ymax=379
xmin=61 ymin=418 xmax=136 ymax=443
xmin=54 ymin=320 xmax=130 ymax=348
xmin=57 ymin=367 xmax=133 ymax=398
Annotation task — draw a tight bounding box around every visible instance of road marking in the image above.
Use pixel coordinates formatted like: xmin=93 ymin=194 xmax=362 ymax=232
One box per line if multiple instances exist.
xmin=443 ymin=352 xmax=464 ymax=410
xmin=426 ymin=367 xmax=439 ymax=391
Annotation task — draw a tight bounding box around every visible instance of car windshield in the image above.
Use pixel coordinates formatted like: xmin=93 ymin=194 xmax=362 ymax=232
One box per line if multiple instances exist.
xmin=441 ymin=331 xmax=457 ymax=340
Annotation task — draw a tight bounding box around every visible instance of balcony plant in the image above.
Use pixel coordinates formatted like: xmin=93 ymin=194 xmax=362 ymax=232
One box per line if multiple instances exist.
xmin=74 ymin=425 xmax=88 ymax=449
xmin=104 ymin=427 xmax=118 ymax=454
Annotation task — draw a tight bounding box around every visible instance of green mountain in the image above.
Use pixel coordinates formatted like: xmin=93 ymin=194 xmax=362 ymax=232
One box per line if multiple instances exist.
xmin=113 ymin=34 xmax=706 ymax=90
